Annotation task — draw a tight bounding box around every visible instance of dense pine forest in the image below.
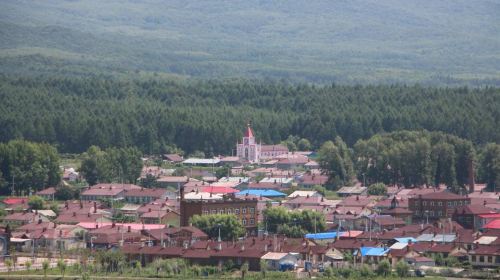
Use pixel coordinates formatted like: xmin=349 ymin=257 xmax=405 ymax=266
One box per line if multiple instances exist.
xmin=0 ymin=75 xmax=499 ymax=155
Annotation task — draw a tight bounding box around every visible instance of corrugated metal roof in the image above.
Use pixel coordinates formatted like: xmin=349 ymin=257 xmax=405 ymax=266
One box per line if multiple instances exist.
xmin=394 ymin=237 xmax=418 ymax=243
xmin=416 ymin=233 xmax=434 ymax=242
xmin=431 ymin=234 xmax=456 ymax=243
xmin=390 ymin=242 xmax=408 ymax=250
xmin=236 ymin=189 xmax=286 ymax=197
xmin=360 ymin=247 xmax=389 ymax=256
xmin=305 ymin=232 xmax=338 ymax=240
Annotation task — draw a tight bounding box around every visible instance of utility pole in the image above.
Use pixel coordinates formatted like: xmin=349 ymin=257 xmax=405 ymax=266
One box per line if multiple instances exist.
xmin=217 ymin=224 xmax=221 ymax=242
xmin=11 ymin=173 xmax=15 ymax=196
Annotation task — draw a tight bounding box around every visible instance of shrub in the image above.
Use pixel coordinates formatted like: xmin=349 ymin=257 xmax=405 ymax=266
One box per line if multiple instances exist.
xmin=376 ymin=260 xmax=391 ymax=276
xmin=396 ymin=260 xmax=409 ymax=277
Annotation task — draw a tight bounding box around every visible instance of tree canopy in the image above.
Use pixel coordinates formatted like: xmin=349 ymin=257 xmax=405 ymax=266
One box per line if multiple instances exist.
xmin=354 ymin=130 xmax=476 ymax=192
xmin=79 ymin=146 xmax=143 ymax=185
xmin=189 ymin=214 xmax=245 ymax=241
xmin=262 ymin=207 xmax=326 ymax=237
xmin=0 ymin=76 xmax=498 ymax=156
xmin=0 ymin=140 xmax=61 ymax=195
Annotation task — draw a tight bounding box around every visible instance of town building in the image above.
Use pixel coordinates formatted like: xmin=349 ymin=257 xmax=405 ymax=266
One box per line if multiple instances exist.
xmin=180 ymin=191 xmax=260 ymax=235
xmin=236 ymin=124 xmax=288 ymax=163
xmin=36 ymin=187 xmax=56 ymax=200
xmin=408 ymin=190 xmax=471 ymax=220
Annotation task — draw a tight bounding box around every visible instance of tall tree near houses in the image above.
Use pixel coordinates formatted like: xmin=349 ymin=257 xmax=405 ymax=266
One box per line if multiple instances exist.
xmin=479 ymin=143 xmax=500 ymax=192
xmin=318 ymin=139 xmax=353 ymax=189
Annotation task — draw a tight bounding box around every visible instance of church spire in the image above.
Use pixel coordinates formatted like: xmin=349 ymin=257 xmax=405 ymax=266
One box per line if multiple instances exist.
xmin=244 ymin=122 xmax=254 ymax=138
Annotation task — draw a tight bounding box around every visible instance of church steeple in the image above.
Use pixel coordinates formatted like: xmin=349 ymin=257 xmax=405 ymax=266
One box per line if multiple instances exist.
xmin=244 ymin=123 xmax=254 ymax=138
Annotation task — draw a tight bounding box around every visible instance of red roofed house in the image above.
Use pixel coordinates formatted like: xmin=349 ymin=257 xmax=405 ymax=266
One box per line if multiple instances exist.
xmin=124 ymin=188 xmax=168 ymax=204
xmin=36 ymin=187 xmax=56 ymax=200
xmin=297 ymin=173 xmax=329 ymax=188
xmin=140 ymin=208 xmax=180 ymax=226
xmin=452 ymin=204 xmax=497 ymax=230
xmin=3 ymin=211 xmax=49 ymax=228
xmin=163 ymin=154 xmax=184 ymax=163
xmin=409 ymin=191 xmax=471 ymax=220
xmin=2 ymin=197 xmax=29 ymax=211
xmin=468 ymin=244 xmax=500 ymax=268
xmin=81 ymin=183 xmax=141 ymax=201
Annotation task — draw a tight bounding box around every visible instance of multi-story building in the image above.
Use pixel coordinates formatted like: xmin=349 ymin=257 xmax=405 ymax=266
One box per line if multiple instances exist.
xmin=408 ymin=190 xmax=471 ymax=220
xmin=180 ymin=191 xmax=259 ymax=235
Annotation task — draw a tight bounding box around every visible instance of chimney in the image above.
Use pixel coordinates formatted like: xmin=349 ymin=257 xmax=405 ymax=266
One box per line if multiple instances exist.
xmin=72 ymin=212 xmax=76 ymax=217
xmin=95 ymin=224 xmax=98 ymax=229
xmin=356 ymin=195 xmax=359 ymax=201
xmin=483 ymin=200 xmax=487 ymax=206
xmin=112 ymin=221 xmax=116 ymax=228
xmin=468 ymin=159 xmax=475 ymax=193
xmin=42 ymin=227 xmax=47 ymax=232
xmin=93 ymin=201 xmax=97 ymax=213
xmin=127 ymin=226 xmax=131 ymax=233
xmin=59 ymin=229 xmax=63 ymax=237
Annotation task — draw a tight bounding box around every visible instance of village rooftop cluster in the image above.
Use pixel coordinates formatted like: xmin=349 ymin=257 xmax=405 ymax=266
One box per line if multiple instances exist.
xmin=0 ymin=125 xmax=499 ymax=277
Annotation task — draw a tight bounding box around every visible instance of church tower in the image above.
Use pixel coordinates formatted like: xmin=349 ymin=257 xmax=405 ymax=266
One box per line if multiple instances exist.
xmin=236 ymin=123 xmax=261 ymax=163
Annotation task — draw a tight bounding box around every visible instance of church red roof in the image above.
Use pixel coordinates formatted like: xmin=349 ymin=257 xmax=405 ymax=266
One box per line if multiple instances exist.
xmin=244 ymin=124 xmax=254 ymax=138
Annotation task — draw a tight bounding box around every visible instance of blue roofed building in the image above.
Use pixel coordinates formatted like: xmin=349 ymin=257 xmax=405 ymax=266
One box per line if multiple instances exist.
xmin=358 ymin=247 xmax=390 ymax=264
xmin=236 ymin=189 xmax=286 ymax=198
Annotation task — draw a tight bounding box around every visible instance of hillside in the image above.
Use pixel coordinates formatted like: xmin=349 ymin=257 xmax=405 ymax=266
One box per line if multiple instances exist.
xmin=0 ymin=0 xmax=499 ymax=85
xmin=0 ymin=76 xmax=498 ymax=155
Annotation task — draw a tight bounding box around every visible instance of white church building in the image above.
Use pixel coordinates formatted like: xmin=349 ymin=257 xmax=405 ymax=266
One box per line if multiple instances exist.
xmin=236 ymin=124 xmax=288 ymax=163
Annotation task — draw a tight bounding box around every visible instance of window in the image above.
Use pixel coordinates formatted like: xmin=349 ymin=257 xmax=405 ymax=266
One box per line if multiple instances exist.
xmin=430 ymin=202 xmax=434 ymax=206
xmin=422 ymin=201 xmax=427 ymax=206
xmin=242 ymin=207 xmax=247 ymax=214
xmin=437 ymin=211 xmax=442 ymax=217
xmin=415 ymin=201 xmax=419 ymax=206
xmin=415 ymin=210 xmax=420 ymax=215
xmin=458 ymin=201 xmax=462 ymax=206
xmin=472 ymin=256 xmax=476 ymax=262
xmin=448 ymin=202 xmax=452 ymax=206
xmin=250 ymin=218 xmax=255 ymax=225
xmin=438 ymin=202 xmax=443 ymax=206
xmin=479 ymin=256 xmax=484 ymax=262
xmin=429 ymin=211 xmax=434 ymax=217
xmin=227 ymin=208 xmax=232 ymax=214
xmin=219 ymin=209 xmax=224 ymax=214
xmin=242 ymin=218 xmax=247 ymax=225
xmin=235 ymin=208 xmax=240 ymax=215
xmin=211 ymin=209 xmax=217 ymax=214
xmin=454 ymin=201 xmax=457 ymax=206
xmin=249 ymin=207 xmax=255 ymax=214
xmin=203 ymin=210 xmax=209 ymax=215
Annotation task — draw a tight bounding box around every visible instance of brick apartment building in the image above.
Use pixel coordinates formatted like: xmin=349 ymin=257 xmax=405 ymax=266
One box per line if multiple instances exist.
xmin=409 ymin=190 xmax=471 ymax=220
xmin=180 ymin=190 xmax=260 ymax=235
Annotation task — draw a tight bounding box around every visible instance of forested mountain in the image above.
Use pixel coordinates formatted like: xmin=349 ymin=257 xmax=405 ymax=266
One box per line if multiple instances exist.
xmin=0 ymin=0 xmax=499 ymax=85
xmin=0 ymin=76 xmax=498 ymax=155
